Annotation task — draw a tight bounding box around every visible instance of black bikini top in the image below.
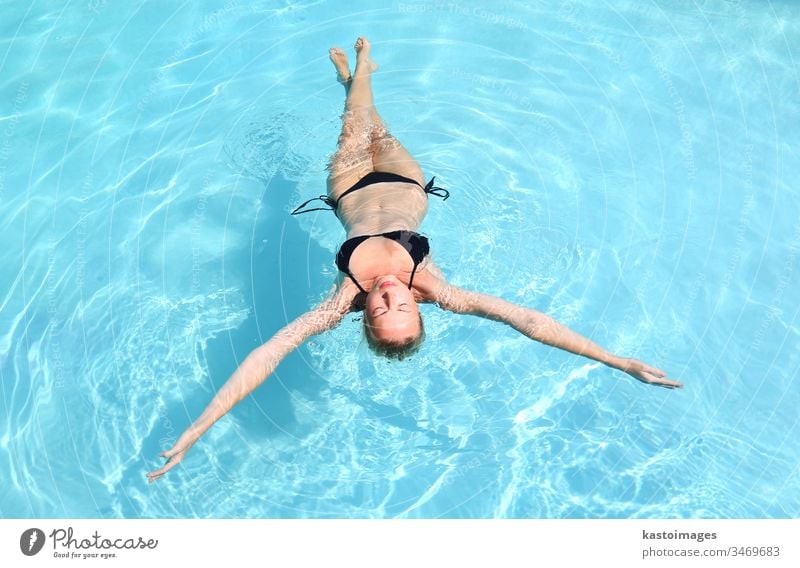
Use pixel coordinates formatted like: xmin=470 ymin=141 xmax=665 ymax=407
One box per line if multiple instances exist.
xmin=336 ymin=230 xmax=430 ymax=294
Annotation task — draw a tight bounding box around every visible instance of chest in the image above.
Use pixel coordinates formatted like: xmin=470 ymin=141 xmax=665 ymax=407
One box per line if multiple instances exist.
xmin=346 ymin=238 xmax=415 ymax=282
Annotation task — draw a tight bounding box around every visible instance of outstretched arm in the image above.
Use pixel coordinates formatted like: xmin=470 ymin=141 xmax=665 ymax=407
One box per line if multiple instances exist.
xmin=146 ymin=285 xmax=355 ymax=482
xmin=434 ymin=283 xmax=683 ymax=389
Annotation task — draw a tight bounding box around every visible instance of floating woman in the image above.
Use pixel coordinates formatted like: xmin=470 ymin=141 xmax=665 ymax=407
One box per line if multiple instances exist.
xmin=147 ymin=37 xmax=682 ymax=483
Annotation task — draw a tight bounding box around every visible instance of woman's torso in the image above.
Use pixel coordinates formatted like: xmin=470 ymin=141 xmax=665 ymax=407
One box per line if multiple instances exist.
xmin=335 ymin=180 xmax=429 ymax=237
xmin=331 ymin=176 xmax=436 ymax=300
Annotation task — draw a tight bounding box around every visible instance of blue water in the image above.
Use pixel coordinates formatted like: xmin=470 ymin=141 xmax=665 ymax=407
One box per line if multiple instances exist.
xmin=1 ymin=0 xmax=798 ymax=518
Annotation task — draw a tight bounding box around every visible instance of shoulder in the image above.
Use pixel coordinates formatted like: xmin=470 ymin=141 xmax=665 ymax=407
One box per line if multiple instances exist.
xmin=320 ymin=279 xmax=362 ymax=314
xmin=412 ymin=260 xmax=452 ymax=305
xmin=299 ymin=280 xmax=361 ymax=334
xmin=412 ymin=262 xmax=488 ymax=314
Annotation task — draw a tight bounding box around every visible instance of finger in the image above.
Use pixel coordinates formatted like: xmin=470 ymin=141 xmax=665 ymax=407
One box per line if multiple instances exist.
xmin=642 ymin=363 xmax=667 ymax=377
xmin=652 ymin=376 xmax=683 ymax=389
xmin=146 ymin=466 xmax=173 ymax=483
xmin=147 ymin=465 xmax=169 ymax=479
xmin=650 ymin=372 xmax=682 ymax=386
xmin=147 ymin=457 xmax=180 ymax=479
xmin=638 ymin=370 xmax=681 ymax=388
xmin=147 ymin=471 xmax=168 ymax=483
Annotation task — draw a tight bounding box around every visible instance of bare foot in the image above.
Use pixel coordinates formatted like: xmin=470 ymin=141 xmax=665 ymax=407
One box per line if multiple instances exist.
xmin=329 ymin=47 xmax=351 ymax=84
xmin=354 ymin=36 xmax=371 ymax=54
xmin=353 ymin=36 xmax=378 ymax=74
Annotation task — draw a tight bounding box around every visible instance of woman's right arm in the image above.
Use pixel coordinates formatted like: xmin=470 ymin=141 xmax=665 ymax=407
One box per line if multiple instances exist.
xmin=146 ymin=285 xmax=355 ymax=482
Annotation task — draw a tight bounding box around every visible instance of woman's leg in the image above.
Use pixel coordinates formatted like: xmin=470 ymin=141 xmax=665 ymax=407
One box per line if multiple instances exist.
xmin=351 ymin=40 xmax=424 ymax=185
xmin=326 ymin=38 xmax=425 ymax=196
xmin=329 ymin=45 xmax=384 ymax=129
xmin=369 ymin=123 xmax=425 ymax=186
xmin=326 ymin=39 xmax=380 ymax=198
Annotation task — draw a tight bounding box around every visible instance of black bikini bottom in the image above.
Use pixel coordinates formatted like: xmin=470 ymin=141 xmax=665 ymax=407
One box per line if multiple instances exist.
xmin=291 ymin=171 xmax=449 ymax=216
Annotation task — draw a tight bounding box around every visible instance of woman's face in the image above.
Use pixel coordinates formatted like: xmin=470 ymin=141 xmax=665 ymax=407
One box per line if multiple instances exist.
xmin=364 ymin=275 xmax=421 ymax=342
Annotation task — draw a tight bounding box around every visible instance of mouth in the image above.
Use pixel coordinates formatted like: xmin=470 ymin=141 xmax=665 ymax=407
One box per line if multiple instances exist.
xmin=379 ymin=281 xmax=396 ymax=289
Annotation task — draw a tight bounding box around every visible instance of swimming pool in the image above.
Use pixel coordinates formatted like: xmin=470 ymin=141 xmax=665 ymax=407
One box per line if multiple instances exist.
xmin=1 ymin=0 xmax=798 ymax=518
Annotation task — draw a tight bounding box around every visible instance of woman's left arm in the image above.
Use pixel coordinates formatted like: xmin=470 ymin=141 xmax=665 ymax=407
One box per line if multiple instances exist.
xmin=434 ymin=283 xmax=683 ymax=389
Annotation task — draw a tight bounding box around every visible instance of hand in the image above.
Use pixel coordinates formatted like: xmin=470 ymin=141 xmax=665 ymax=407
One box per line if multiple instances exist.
xmin=146 ymin=430 xmax=199 ymax=483
xmin=618 ymin=358 xmax=684 ymax=389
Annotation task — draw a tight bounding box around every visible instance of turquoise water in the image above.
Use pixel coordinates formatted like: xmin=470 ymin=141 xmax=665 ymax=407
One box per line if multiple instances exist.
xmin=1 ymin=0 xmax=798 ymax=518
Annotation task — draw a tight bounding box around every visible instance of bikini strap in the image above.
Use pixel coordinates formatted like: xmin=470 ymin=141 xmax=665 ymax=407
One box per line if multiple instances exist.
xmin=345 ymin=270 xmax=369 ymax=295
xmin=424 ymin=177 xmax=450 ymax=201
xmin=291 ymin=195 xmax=337 ymax=215
xmin=408 ymin=262 xmax=420 ymax=290
xmin=292 ymin=175 xmax=447 ymax=215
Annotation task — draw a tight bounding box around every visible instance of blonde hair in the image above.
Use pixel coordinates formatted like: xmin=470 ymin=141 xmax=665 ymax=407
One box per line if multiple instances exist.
xmin=363 ymin=314 xmax=425 ymax=361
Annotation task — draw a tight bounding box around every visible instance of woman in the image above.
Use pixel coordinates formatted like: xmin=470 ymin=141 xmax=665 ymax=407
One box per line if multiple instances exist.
xmin=146 ymin=37 xmax=682 ymax=483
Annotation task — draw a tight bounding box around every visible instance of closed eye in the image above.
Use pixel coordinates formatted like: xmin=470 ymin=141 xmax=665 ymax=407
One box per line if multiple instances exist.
xmin=372 ymin=304 xmax=412 ymax=316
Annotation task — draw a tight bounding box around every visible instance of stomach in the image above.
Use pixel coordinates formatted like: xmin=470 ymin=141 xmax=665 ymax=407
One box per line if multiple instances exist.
xmin=338 ymin=182 xmax=429 ymax=237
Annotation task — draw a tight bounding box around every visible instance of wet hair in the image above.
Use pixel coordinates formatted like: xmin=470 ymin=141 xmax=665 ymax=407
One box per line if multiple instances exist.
xmin=364 ymin=313 xmax=425 ymax=361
